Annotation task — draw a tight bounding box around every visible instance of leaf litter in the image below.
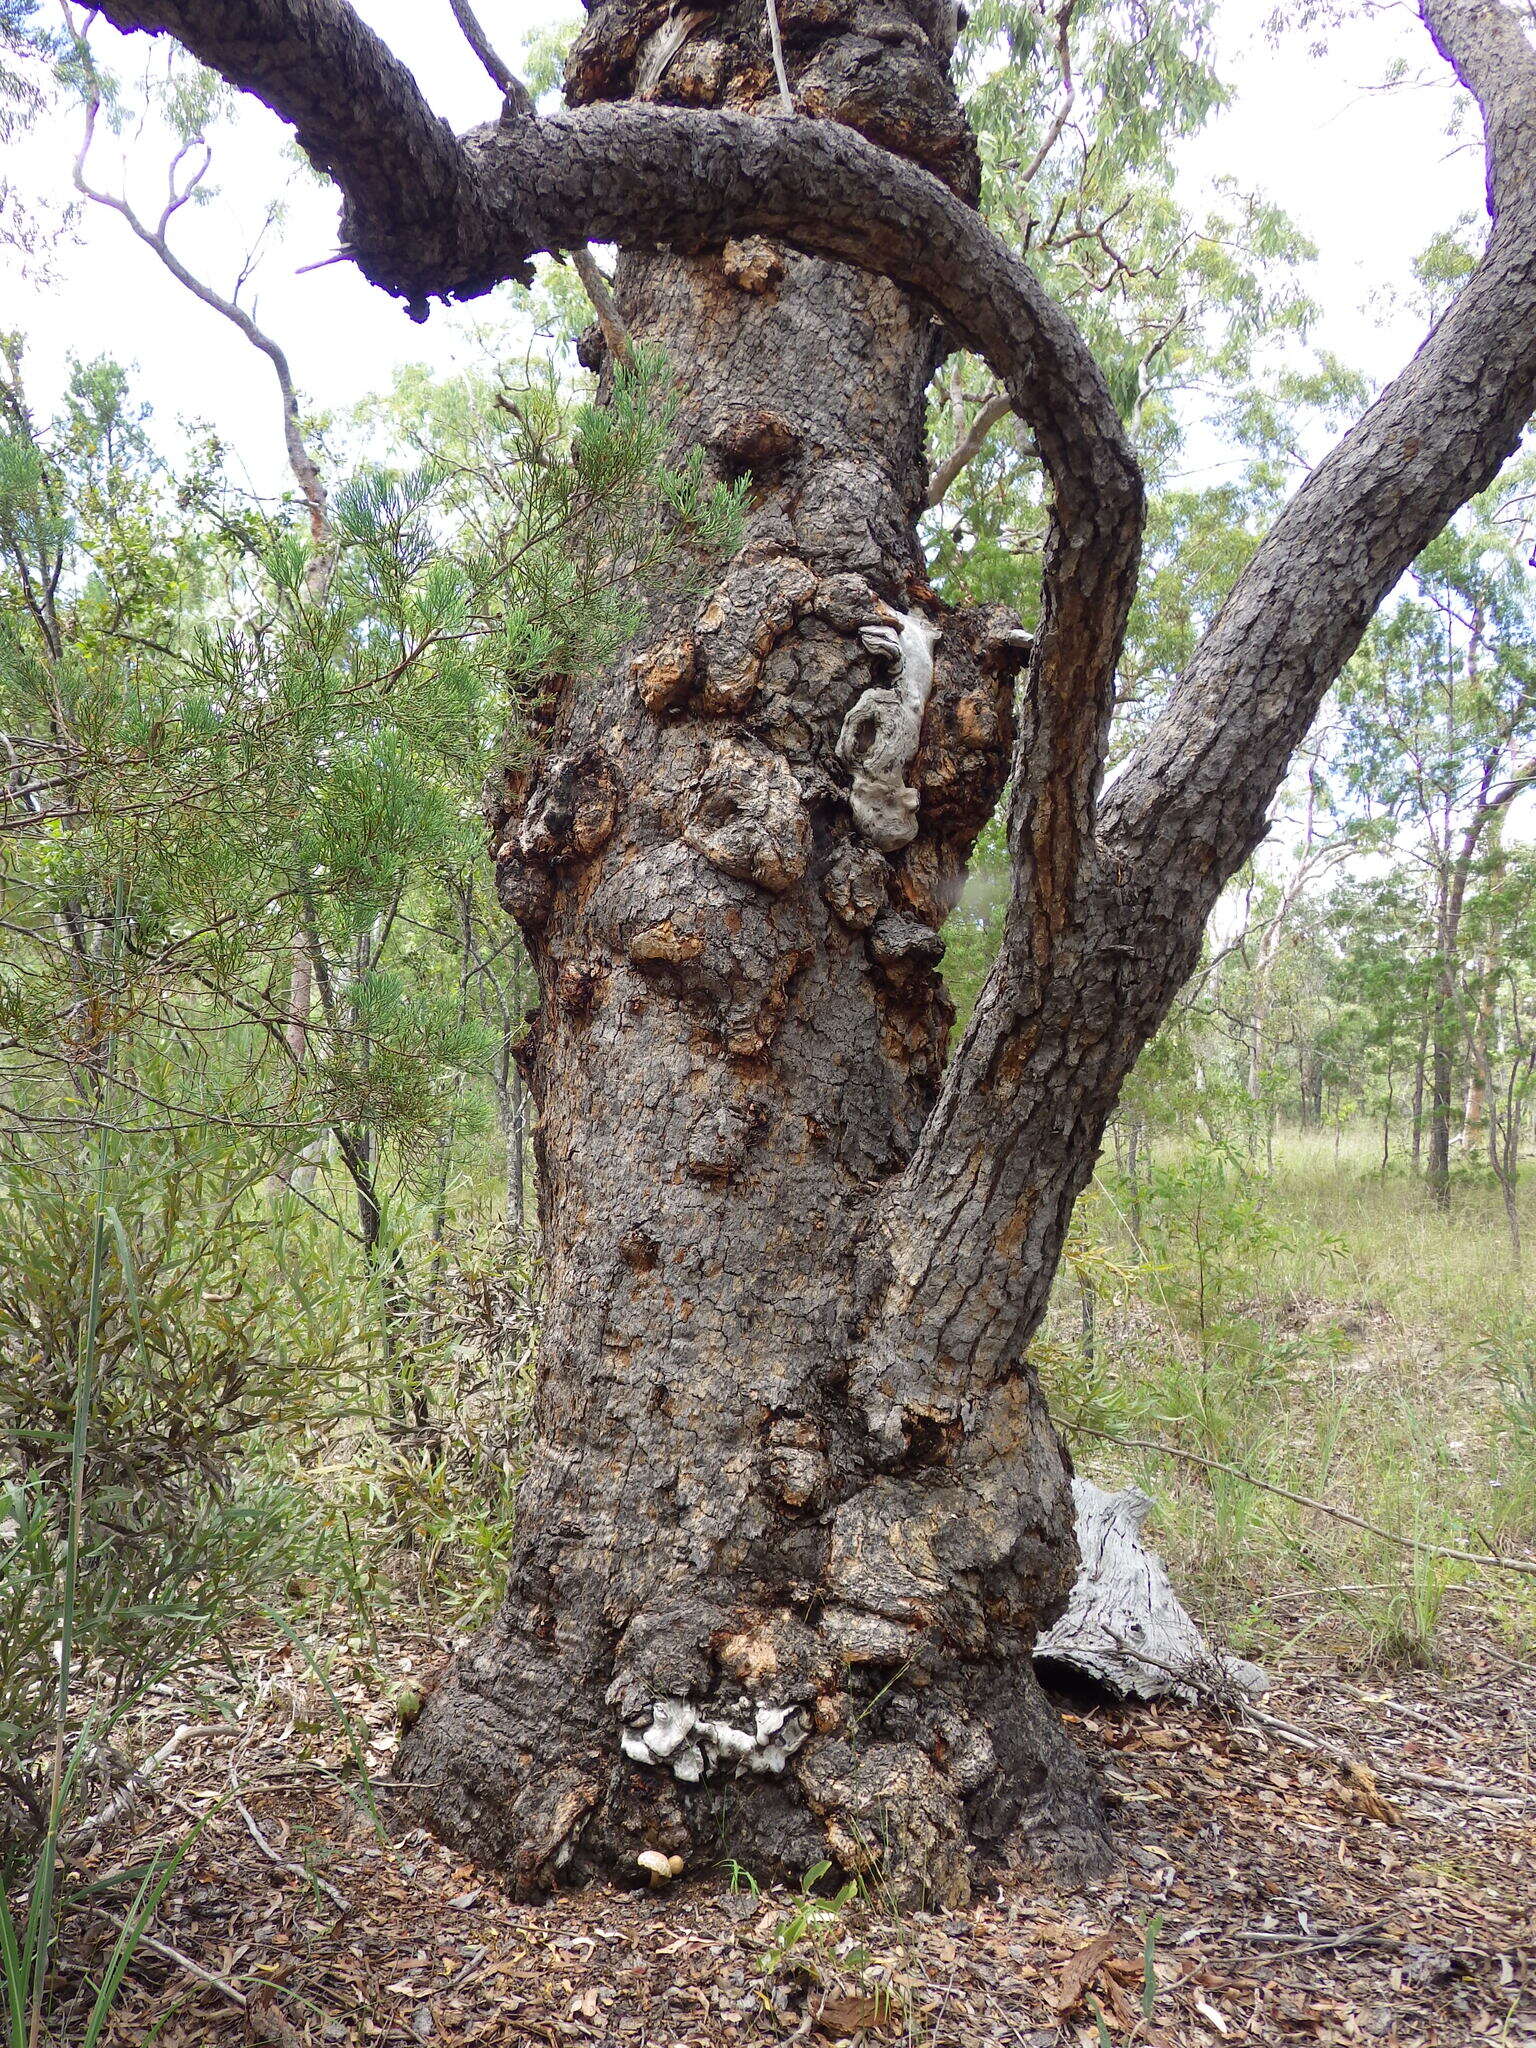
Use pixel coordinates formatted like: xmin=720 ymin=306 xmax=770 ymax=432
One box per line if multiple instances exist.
xmin=46 ymin=1614 xmax=1535 ymax=2047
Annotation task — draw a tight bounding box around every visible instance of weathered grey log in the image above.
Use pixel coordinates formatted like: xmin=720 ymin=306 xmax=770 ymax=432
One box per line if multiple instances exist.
xmin=1035 ymin=1480 xmax=1269 ymax=1703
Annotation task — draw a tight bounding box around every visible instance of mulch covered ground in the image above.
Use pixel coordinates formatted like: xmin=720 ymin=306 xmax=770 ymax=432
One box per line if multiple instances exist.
xmin=64 ymin=1618 xmax=1534 ymax=2047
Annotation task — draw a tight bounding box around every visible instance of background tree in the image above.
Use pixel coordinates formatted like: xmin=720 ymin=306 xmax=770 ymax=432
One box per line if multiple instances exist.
xmin=0 ymin=314 xmax=737 ymax=1885
xmin=1335 ymin=463 xmax=1536 ymax=1203
xmin=0 ymin=2 xmax=56 ymax=268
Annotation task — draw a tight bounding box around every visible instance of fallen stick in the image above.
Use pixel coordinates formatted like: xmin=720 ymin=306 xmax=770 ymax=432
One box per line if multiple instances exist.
xmin=64 ymin=1723 xmax=227 ymax=1855
xmin=85 ymin=1908 xmax=246 ymax=2009
xmin=234 ymin=1795 xmax=350 ymax=1913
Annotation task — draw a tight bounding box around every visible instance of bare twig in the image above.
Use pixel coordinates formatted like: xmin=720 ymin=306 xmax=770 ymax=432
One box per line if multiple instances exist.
xmin=925 ymin=388 xmax=1023 ymax=509
xmin=84 ymin=1908 xmax=249 ymax=2009
xmin=764 ymin=0 xmax=794 ymax=114
xmin=294 ymin=247 xmax=352 ymax=275
xmin=1229 ymin=1920 xmax=1392 ymax=1957
xmin=570 ymin=246 xmax=635 ymax=369
xmin=63 ymin=1723 xmax=226 ymax=1855
xmin=62 ymin=13 xmax=330 ymax=556
xmin=1236 ymin=1702 xmax=1363 ymax=1766
xmin=440 ymin=0 xmax=634 ymax=363
xmin=446 ymin=0 xmax=534 ymax=115
xmin=1020 ymin=0 xmax=1080 ymax=183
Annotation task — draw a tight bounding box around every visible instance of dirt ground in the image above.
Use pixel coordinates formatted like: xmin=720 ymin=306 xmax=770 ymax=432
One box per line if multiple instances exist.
xmin=61 ymin=1616 xmax=1535 ymax=2048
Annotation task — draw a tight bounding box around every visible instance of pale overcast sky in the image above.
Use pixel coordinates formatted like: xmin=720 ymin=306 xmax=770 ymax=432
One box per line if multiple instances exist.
xmin=2 ymin=0 xmax=1486 ymax=500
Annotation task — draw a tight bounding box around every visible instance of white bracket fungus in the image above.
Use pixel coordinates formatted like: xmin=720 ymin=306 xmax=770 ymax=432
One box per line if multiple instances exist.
xmin=620 ymin=1697 xmax=809 ymax=1782
xmin=837 ymin=607 xmax=942 ymax=852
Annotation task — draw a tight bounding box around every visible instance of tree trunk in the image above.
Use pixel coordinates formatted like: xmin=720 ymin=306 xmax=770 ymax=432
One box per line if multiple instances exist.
xmin=1428 ymin=826 xmax=1483 ymax=1206
xmin=1428 ymin=1029 xmax=1456 ymax=1201
xmin=270 ymin=936 xmax=314 ymax=1195
xmin=1491 ymin=1097 xmax=1523 ymax=1265
xmin=1463 ymin=834 xmax=1502 ymax=1152
xmin=1427 ymin=865 xmax=1459 ymax=1205
xmin=398 ymin=0 xmax=1105 ymax=1905
xmin=1462 ymin=1026 xmax=1490 ymax=1147
xmin=1411 ymin=1009 xmax=1429 ymax=1174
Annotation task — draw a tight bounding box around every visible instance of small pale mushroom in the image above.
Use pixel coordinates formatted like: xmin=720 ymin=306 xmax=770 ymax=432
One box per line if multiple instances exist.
xmin=637 ymin=1849 xmax=675 ymax=1887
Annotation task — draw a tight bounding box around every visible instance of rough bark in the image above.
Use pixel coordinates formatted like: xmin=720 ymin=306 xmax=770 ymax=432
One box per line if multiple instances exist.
xmin=1412 ymin=1013 xmax=1429 ymax=1172
xmin=1427 ymin=771 xmax=1530 ymax=1199
xmin=94 ymin=0 xmax=1536 ymax=1907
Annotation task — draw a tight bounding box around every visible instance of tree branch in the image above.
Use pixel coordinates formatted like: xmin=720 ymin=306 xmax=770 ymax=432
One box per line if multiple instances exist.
xmin=92 ymin=0 xmax=503 ymax=310
xmin=89 ymin=3 xmax=1132 ymax=508
xmin=844 ymin=0 xmax=1536 ymax=1435
xmin=924 ymin=387 xmax=1020 ymax=509
xmin=569 ymin=245 xmax=634 ymax=369
xmin=446 ymin=0 xmax=533 ymax=116
xmin=93 ymin=0 xmax=1146 ymax=960
xmin=1101 ymin=0 xmax=1536 ymax=991
xmin=1019 ymin=0 xmax=1079 ymax=185
xmin=439 ymin=0 xmax=631 ymax=358
xmin=763 ymin=0 xmax=795 ymax=116
xmin=66 ymin=28 xmax=330 ymax=548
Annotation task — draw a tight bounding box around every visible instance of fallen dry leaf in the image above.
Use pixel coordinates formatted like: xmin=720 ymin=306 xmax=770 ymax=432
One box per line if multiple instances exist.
xmin=66 ymin=1609 xmax=1536 ymax=2048
xmin=1193 ymin=1993 xmax=1231 ymax=2037
xmin=1048 ymin=1932 xmax=1120 ymax=2014
xmin=814 ymin=1987 xmax=898 ymax=2036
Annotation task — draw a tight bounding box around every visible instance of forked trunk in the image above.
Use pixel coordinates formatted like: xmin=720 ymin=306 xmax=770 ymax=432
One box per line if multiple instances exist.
xmin=398 ymin=0 xmax=1108 ymax=1903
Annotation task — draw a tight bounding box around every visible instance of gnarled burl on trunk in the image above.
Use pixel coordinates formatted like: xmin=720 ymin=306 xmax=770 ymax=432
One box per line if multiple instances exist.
xmin=94 ymin=0 xmax=1536 ymax=1910
xmin=407 ymin=0 xmax=1110 ymax=1909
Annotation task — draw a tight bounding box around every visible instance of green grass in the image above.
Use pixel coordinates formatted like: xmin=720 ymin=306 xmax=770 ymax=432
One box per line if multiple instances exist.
xmin=1040 ymin=1124 xmax=1536 ymax=1670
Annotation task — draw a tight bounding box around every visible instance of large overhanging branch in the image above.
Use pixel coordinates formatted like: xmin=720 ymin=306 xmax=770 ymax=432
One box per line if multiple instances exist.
xmin=1100 ymin=0 xmax=1536 ymax=987
xmin=855 ymin=0 xmax=1536 ymax=1399
xmin=91 ymin=4 xmax=1123 ymax=490
xmin=93 ymin=0 xmax=482 ymax=291
xmin=94 ymin=0 xmax=1144 ymax=947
